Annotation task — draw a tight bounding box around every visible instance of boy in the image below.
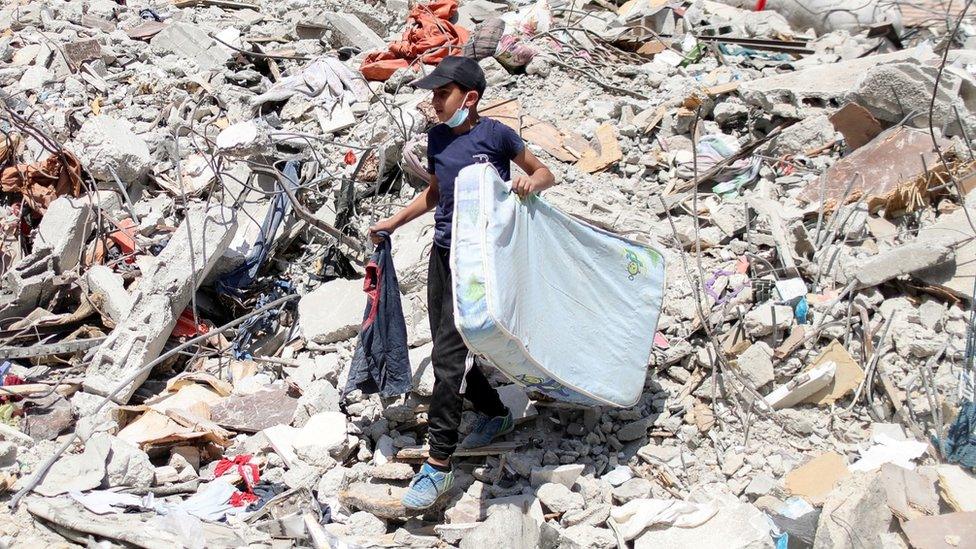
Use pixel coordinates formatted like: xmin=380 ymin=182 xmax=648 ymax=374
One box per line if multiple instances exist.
xmin=369 ymin=56 xmax=555 ymax=510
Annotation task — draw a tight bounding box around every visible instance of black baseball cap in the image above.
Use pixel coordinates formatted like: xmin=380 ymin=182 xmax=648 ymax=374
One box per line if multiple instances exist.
xmin=411 ymin=56 xmax=487 ymax=97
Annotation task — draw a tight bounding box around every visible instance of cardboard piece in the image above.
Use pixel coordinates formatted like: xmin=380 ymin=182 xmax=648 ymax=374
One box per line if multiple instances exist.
xmin=481 ymin=99 xmax=521 ymax=134
xmin=802 ymin=340 xmax=865 ymax=406
xmin=165 ymin=372 xmax=233 ymax=397
xmin=481 ymin=98 xmax=594 ymax=163
xmin=937 ymin=464 xmax=976 ymax=512
xmin=638 ymin=40 xmax=668 ymax=56
xmin=577 ymin=123 xmax=623 ymax=174
xmin=116 ymin=406 xmax=232 ymax=450
xmin=784 ymin=452 xmax=849 ymax=504
xmin=632 ymin=105 xmax=668 ymax=134
xmin=145 ymin=384 xmax=223 ymax=417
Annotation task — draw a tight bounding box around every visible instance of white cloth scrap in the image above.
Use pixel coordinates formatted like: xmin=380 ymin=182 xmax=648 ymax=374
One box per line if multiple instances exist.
xmin=68 ymin=490 xmax=155 ymax=515
xmin=849 ymin=433 xmax=928 ymax=472
xmin=610 ymin=498 xmax=719 ymax=541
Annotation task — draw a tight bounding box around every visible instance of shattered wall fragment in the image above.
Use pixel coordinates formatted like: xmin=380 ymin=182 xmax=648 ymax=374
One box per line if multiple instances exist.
xmin=83 ymin=205 xmax=236 ymax=403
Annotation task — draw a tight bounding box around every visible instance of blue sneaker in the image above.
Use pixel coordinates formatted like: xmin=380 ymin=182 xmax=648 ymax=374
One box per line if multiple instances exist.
xmin=402 ymin=462 xmax=454 ymax=510
xmin=459 ymin=410 xmax=514 ymax=449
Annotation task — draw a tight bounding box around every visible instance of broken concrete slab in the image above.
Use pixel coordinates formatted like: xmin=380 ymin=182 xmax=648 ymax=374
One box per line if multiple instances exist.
xmin=211 ymin=388 xmax=298 ymax=433
xmin=293 ymin=410 xmax=347 ymax=459
xmin=743 ymin=303 xmax=793 ymax=337
xmin=734 ymin=342 xmax=774 ymax=390
xmin=848 ymin=241 xmax=954 ymax=290
xmin=937 ymin=464 xmax=976 ymax=512
xmin=536 ymin=482 xmax=584 ymax=513
xmin=0 ymin=248 xmax=57 ymax=322
xmin=369 ymin=462 xmax=414 ymax=481
xmin=104 ymin=435 xmax=154 ymax=489
xmin=561 ymin=503 xmax=611 ymax=528
xmin=813 ymin=472 xmax=894 ymax=549
xmin=83 ymin=205 xmax=236 ymax=403
xmin=0 ymin=194 xmax=93 ymax=321
xmin=557 ymin=524 xmax=616 ymax=549
xmin=21 ymin=396 xmax=73 ymax=441
xmin=612 ymin=477 xmax=653 ymax=504
xmin=633 ymin=491 xmax=770 ymax=548
xmin=762 ymin=115 xmax=837 ymax=157
xmin=323 ymin=13 xmax=387 ymax=53
xmin=71 ymin=115 xmax=153 ymax=183
xmin=33 ymin=195 xmax=92 ymax=271
xmin=459 ymin=503 xmax=542 ymax=549
xmin=738 ymin=50 xmax=928 ymax=118
xmin=298 ymin=277 xmax=366 ymax=344
xmin=915 ymin=205 xmax=976 ymax=300
xmin=854 ymin=58 xmax=976 ymax=137
xmin=20 ymin=66 xmax=54 ymax=92
xmin=340 ymin=482 xmax=409 ymax=519
xmin=34 ymin=433 xmax=111 ymax=496
xmin=530 ymin=464 xmax=585 ymax=489
xmin=881 ymin=463 xmax=939 ymax=521
xmin=150 ymin=22 xmax=231 ymax=72
xmin=25 ymin=497 xmax=228 ymax=548
xmin=86 ymin=265 xmax=132 ymax=324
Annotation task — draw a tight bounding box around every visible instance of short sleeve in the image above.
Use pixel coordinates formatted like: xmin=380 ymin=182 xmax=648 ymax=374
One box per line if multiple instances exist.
xmin=426 ymin=127 xmax=443 ymax=174
xmin=495 ymin=121 xmax=525 ymax=160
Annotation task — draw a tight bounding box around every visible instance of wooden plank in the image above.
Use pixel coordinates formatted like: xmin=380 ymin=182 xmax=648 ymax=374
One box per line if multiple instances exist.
xmin=900 ymin=1 xmax=968 ymax=27
xmin=0 ymin=383 xmax=79 ymax=397
xmin=705 ymin=81 xmax=739 ymax=97
xmin=395 ymin=441 xmax=523 ymax=460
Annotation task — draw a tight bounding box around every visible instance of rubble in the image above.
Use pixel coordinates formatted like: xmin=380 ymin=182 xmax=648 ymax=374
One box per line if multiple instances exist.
xmin=83 ymin=205 xmax=237 ymax=402
xmin=1 ymin=0 xmax=975 ymax=547
xmin=849 ymin=241 xmax=955 ymax=289
xmin=70 ymin=116 xmax=153 ymax=183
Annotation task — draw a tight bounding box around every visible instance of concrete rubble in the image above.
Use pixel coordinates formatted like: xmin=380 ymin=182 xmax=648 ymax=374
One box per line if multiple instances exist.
xmin=0 ymin=1 xmax=975 ymax=548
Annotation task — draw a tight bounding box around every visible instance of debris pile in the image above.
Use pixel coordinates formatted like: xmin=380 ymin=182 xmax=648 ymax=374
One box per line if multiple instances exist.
xmin=1 ymin=0 xmax=975 ymax=548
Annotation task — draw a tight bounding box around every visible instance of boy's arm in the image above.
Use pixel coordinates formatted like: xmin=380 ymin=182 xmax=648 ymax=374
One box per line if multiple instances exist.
xmin=511 ymin=148 xmax=556 ymax=198
xmin=369 ymin=175 xmax=440 ymax=243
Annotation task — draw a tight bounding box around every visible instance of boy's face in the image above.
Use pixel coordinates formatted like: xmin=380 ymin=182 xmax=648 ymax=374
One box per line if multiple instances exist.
xmin=431 ymin=83 xmax=478 ymax=123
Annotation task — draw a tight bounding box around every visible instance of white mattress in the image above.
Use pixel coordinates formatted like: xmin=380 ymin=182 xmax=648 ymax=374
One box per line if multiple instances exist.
xmin=451 ymin=163 xmax=666 ymax=407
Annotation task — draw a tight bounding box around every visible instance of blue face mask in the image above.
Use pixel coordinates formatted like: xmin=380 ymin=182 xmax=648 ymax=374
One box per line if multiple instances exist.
xmin=444 ymin=93 xmax=472 ymax=128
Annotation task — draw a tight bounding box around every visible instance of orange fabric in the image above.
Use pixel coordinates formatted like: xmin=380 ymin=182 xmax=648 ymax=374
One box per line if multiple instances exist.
xmin=361 ymin=0 xmax=470 ymax=81
xmin=0 ymin=151 xmax=83 ymax=213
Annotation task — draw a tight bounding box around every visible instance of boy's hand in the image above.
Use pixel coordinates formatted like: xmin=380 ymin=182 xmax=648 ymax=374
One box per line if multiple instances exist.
xmin=512 ymin=174 xmax=544 ymax=199
xmin=369 ymin=218 xmax=398 ymax=244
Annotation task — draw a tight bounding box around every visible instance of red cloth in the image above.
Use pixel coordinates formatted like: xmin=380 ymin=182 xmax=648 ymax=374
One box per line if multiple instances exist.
xmin=2 ymin=375 xmax=24 ymax=387
xmin=214 ymin=454 xmax=260 ymax=492
xmin=361 ymin=0 xmax=470 ymax=81
xmin=229 ymin=491 xmax=259 ymax=507
xmin=755 ymin=0 xmax=767 ymax=10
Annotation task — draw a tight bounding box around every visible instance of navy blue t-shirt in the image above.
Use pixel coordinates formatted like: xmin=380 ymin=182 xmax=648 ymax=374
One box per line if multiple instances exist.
xmin=427 ymin=117 xmax=524 ymax=249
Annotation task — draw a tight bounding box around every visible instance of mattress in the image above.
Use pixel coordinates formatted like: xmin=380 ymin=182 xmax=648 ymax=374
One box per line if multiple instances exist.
xmin=450 ymin=163 xmax=666 ymax=408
